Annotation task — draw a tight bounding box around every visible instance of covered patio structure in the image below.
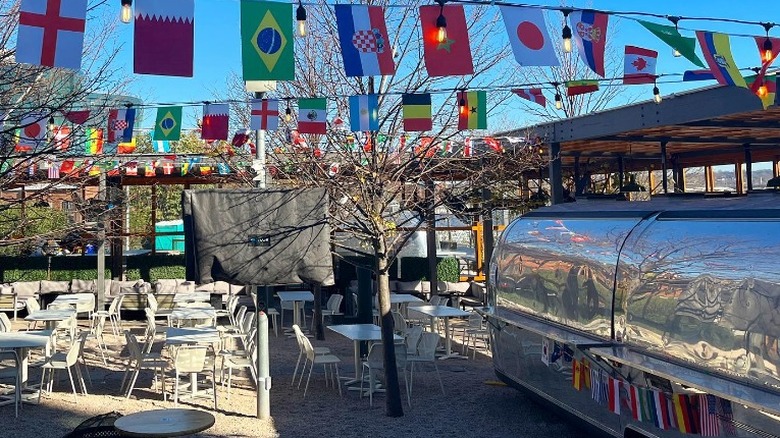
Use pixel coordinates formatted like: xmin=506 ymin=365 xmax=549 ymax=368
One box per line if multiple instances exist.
xmin=504 ymin=86 xmax=780 ymax=204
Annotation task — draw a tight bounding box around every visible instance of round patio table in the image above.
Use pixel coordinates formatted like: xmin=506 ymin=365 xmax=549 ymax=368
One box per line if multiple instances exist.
xmin=113 ymin=408 xmax=215 ymax=437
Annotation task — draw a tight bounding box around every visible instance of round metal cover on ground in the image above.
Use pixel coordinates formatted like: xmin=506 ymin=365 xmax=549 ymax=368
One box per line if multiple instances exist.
xmin=113 ymin=408 xmax=215 ymax=437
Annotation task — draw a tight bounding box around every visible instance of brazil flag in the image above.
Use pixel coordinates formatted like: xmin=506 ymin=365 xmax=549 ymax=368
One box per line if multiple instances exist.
xmin=153 ymin=106 xmax=183 ymax=141
xmin=241 ymin=1 xmax=294 ymax=81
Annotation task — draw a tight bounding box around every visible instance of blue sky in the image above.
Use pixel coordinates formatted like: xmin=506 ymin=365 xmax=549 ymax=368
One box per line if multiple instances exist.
xmin=106 ymin=0 xmax=780 ymax=129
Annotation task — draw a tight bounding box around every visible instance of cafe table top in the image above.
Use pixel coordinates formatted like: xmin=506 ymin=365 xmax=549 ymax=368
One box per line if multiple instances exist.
xmin=113 ymin=408 xmax=215 ymax=437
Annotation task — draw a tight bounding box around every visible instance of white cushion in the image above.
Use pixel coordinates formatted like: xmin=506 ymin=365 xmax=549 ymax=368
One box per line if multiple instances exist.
xmin=0 ymin=284 xmax=14 ymax=295
xmin=155 ymin=279 xmax=180 ymax=294
xmin=11 ymin=281 xmax=40 ymax=297
xmin=70 ymin=279 xmax=95 ymax=293
xmin=175 ymin=281 xmax=195 ymax=294
xmin=40 ymin=280 xmax=71 ymax=294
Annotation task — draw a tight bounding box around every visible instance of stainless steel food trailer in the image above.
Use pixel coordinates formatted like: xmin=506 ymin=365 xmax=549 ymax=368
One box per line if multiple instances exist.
xmin=486 ymin=195 xmax=780 ymax=437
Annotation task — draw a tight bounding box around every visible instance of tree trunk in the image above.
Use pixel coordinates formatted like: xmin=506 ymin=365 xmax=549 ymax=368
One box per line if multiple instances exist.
xmin=377 ymin=251 xmax=403 ymax=417
xmin=313 ymin=283 xmax=324 ymax=340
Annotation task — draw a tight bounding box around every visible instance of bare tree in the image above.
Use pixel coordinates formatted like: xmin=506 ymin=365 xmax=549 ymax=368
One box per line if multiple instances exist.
xmin=1 ymin=0 xmax=134 ymax=254
xmin=221 ymin=0 xmax=547 ymax=417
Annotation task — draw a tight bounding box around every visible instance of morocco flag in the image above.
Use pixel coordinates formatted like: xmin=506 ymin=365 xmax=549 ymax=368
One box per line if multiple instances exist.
xmin=419 ymin=5 xmax=473 ymax=76
xmin=134 ymin=0 xmax=194 ymax=77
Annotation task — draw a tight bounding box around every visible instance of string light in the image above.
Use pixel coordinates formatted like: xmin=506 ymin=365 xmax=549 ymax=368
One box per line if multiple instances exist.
xmin=120 ymin=0 xmax=132 ymax=24
xmin=285 ymin=100 xmax=292 ymax=122
xmin=436 ymin=1 xmax=448 ymax=43
xmin=458 ymin=90 xmax=467 ymax=116
xmin=762 ymin=23 xmax=774 ymax=62
xmin=48 ymin=115 xmax=56 ymax=132
xmin=296 ymin=1 xmax=307 ymax=38
xmin=668 ymin=16 xmax=682 ymax=57
xmin=561 ymin=9 xmax=573 ymax=53
xmin=554 ymin=93 xmax=562 ymax=109
xmin=653 ymin=81 xmax=662 ymax=104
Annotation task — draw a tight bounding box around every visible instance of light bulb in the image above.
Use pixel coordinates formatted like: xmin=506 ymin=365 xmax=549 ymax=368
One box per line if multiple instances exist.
xmin=436 ymin=12 xmax=447 ymax=43
xmin=554 ymin=93 xmax=562 ymax=110
xmin=120 ymin=0 xmax=132 ymax=24
xmin=285 ymin=106 xmax=292 ymax=122
xmin=673 ymin=49 xmax=681 ymax=57
xmin=653 ymin=86 xmax=662 ymax=104
xmin=563 ymin=36 xmax=572 ymax=53
xmin=763 ymin=38 xmax=773 ymax=62
xmin=758 ymin=84 xmax=768 ymax=97
xmin=296 ymin=3 xmax=307 ymax=38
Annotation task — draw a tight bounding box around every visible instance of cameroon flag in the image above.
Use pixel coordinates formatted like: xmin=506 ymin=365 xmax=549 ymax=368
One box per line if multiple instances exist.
xmin=85 ymin=128 xmax=104 ymax=155
xmin=457 ymin=91 xmax=487 ymax=130
xmin=402 ymin=94 xmax=432 ymax=131
xmin=241 ymin=0 xmax=294 ymax=81
xmin=745 ymin=74 xmax=777 ymax=109
xmin=154 ymin=106 xmax=182 ymax=141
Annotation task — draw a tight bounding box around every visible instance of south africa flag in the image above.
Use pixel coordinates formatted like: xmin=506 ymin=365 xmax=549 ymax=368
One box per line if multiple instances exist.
xmin=240 ymin=0 xmax=294 ymax=81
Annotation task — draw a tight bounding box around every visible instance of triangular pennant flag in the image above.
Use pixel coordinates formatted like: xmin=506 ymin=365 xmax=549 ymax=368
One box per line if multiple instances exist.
xmin=134 ymin=0 xmax=194 ymax=77
xmin=696 ymin=31 xmax=747 ymax=88
xmin=231 ymin=129 xmax=251 ymax=147
xmin=419 ymin=5 xmax=474 ymax=76
xmin=500 ymin=6 xmax=559 ymax=67
xmin=745 ymin=73 xmax=776 ymax=109
xmin=201 ymin=103 xmax=229 ymax=140
xmin=570 ymin=10 xmax=608 ymax=77
xmin=240 ymin=0 xmax=294 ymax=81
xmin=335 ymin=5 xmax=395 ymax=77
xmin=154 ymin=106 xmax=182 ymax=141
xmin=251 ymin=99 xmax=279 ymax=131
xmin=683 ymin=70 xmax=715 ymax=82
xmin=16 ymin=0 xmax=87 ymax=69
xmin=297 ymin=98 xmax=327 ymax=134
xmin=349 ymin=94 xmax=379 ymax=132
xmin=639 ymin=20 xmax=705 ymax=68
xmin=457 ymin=91 xmax=487 ymax=130
xmin=512 ymin=88 xmax=546 ymax=107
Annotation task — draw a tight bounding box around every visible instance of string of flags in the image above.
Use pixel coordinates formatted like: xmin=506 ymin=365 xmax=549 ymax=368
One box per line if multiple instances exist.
xmin=9 ymin=0 xmax=780 ymax=118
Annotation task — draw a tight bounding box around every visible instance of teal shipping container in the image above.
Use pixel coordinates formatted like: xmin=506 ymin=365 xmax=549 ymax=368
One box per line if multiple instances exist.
xmin=154 ymin=220 xmax=184 ymax=251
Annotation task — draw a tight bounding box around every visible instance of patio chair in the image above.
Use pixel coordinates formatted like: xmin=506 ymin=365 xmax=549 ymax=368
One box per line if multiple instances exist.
xmin=360 ymin=342 xmax=409 ymax=407
xmin=0 ymin=312 xmax=12 ymax=332
xmin=172 ymin=345 xmax=217 ymax=410
xmin=0 ymin=293 xmax=24 ymax=321
xmin=85 ymin=313 xmax=109 ymax=366
xmin=145 ymin=294 xmax=171 ymax=323
xmin=222 ymin=339 xmax=257 ymax=400
xmin=94 ymin=295 xmax=123 ymax=336
xmin=0 ymin=349 xmax=21 ymax=417
xmin=391 ymin=311 xmax=408 ymax=336
xmin=291 ymin=324 xmax=330 ymax=386
xmin=121 ymin=331 xmax=167 ymax=400
xmin=462 ymin=312 xmax=490 ymax=359
xmin=310 ymin=294 xmax=343 ymax=332
xmin=300 ymin=333 xmax=342 ymax=399
xmin=25 ymin=297 xmax=41 ymax=330
xmin=38 ymin=331 xmax=89 ymax=403
xmin=404 ymin=325 xmax=423 ymax=358
xmin=408 ymin=332 xmax=445 ymax=397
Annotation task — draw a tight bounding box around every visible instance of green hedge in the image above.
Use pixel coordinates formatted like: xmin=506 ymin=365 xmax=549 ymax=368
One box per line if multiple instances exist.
xmin=0 ymin=254 xmax=186 ymax=283
xmin=437 ymin=257 xmax=460 ymax=282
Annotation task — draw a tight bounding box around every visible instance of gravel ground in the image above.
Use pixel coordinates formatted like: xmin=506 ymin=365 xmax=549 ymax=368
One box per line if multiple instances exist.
xmin=2 ymin=317 xmax=587 ymax=438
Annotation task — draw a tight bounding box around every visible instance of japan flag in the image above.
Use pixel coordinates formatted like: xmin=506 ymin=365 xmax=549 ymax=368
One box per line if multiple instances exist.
xmin=500 ymin=6 xmax=559 ymax=67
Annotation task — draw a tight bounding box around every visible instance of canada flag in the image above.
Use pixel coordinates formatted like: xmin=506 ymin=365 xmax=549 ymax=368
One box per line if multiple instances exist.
xmin=623 ymin=46 xmax=657 ymax=85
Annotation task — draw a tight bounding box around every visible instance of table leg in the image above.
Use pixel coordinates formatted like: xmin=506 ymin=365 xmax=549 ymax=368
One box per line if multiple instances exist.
xmin=438 ymin=317 xmax=466 ymax=360
xmin=191 ymin=372 xmax=198 ymax=398
xmin=344 ymin=340 xmax=362 ymax=387
xmin=293 ymin=301 xmax=300 ymax=329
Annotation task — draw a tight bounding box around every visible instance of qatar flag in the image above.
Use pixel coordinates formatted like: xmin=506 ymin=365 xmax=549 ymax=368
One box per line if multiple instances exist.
xmin=500 ymin=6 xmax=559 ymax=67
xmin=201 ymin=103 xmax=229 ymax=140
xmin=134 ymin=0 xmax=194 ymax=77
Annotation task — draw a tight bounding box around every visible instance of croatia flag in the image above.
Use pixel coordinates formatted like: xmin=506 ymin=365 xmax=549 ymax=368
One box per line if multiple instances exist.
xmin=335 ymin=5 xmax=395 ymax=77
xmin=201 ymin=103 xmax=229 ymax=140
xmin=349 ymin=94 xmax=379 ymax=132
xmin=107 ymin=108 xmax=136 ymax=143
xmin=570 ymin=10 xmax=608 ymax=77
xmin=16 ymin=0 xmax=87 ymax=70
xmin=134 ymin=0 xmax=194 ymax=77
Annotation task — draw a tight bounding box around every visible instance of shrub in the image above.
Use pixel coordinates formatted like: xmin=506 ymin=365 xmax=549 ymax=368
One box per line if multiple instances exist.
xmin=437 ymin=257 xmax=460 ymax=282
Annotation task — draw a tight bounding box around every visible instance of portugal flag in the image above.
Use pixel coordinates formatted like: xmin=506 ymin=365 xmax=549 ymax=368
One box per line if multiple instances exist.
xmin=419 ymin=5 xmax=474 ymax=76
xmin=240 ymin=0 xmax=294 ymax=81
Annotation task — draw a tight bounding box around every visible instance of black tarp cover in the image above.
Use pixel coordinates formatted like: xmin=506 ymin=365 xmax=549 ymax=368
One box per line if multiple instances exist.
xmin=182 ymin=188 xmax=334 ymax=286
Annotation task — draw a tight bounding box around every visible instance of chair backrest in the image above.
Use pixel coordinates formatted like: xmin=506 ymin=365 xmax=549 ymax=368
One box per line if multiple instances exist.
xmin=234 ymin=306 xmax=248 ymax=329
xmin=405 ymin=325 xmax=423 ymax=356
xmin=144 ymin=308 xmax=156 ymax=336
xmin=67 ymin=332 xmax=87 ymax=366
xmin=146 ymin=294 xmax=159 ymax=313
xmin=107 ymin=295 xmax=122 ymax=314
xmin=48 ymin=302 xmax=73 ymax=310
xmin=391 ymin=311 xmax=407 ymax=335
xmin=175 ymin=345 xmax=209 ymax=374
xmin=25 ymin=297 xmax=40 ymax=313
xmin=366 ymin=342 xmax=408 ymax=369
xmin=91 ymin=313 xmax=106 ymax=337
xmin=0 ymin=312 xmax=11 ymax=332
xmin=300 ymin=331 xmax=316 ymax=360
xmin=416 ymin=332 xmax=440 ymax=360
xmin=124 ymin=331 xmax=141 ymax=361
xmin=467 ymin=312 xmax=484 ymax=329
xmin=326 ymin=294 xmax=343 ymax=312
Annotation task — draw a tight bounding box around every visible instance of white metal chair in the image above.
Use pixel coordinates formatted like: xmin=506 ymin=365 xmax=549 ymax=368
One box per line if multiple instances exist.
xmin=121 ymin=330 xmax=167 ymax=400
xmin=0 ymin=349 xmax=21 ymax=417
xmin=172 ymin=345 xmax=217 ymax=410
xmin=462 ymin=312 xmax=490 ymax=358
xmin=391 ymin=311 xmax=408 ymax=336
xmin=404 ymin=325 xmax=423 ymax=358
xmin=360 ymin=342 xmax=409 ymax=407
xmin=222 ymin=340 xmax=257 ymax=400
xmin=408 ymin=332 xmax=445 ymax=397
xmin=310 ymin=294 xmax=344 ymax=332
xmin=85 ymin=313 xmax=109 ymax=366
xmin=291 ymin=324 xmax=330 ymax=386
xmin=38 ymin=331 xmax=89 ymax=403
xmin=94 ymin=295 xmax=123 ymax=336
xmin=0 ymin=312 xmax=12 ymax=332
xmin=299 ymin=333 xmax=342 ymax=399
xmin=25 ymin=297 xmax=41 ymax=330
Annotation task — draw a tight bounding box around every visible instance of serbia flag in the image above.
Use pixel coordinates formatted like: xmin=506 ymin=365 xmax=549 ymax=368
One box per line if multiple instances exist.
xmin=335 ymin=5 xmax=395 ymax=77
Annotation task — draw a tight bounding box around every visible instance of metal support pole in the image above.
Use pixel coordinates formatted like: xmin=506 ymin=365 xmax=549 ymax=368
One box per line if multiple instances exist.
xmin=744 ymin=144 xmax=753 ymax=192
xmin=660 ymin=141 xmax=668 ymax=194
xmin=425 ymin=179 xmax=437 ymax=297
xmin=549 ymin=142 xmax=563 ymax=204
xmin=97 ymin=172 xmax=106 ymax=311
xmin=481 ymin=187 xmax=494 ymax=285
xmin=254 ymin=92 xmax=267 ymax=189
xmin=255 ymin=285 xmax=270 ymax=419
xmin=617 ymin=154 xmax=625 ymax=188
